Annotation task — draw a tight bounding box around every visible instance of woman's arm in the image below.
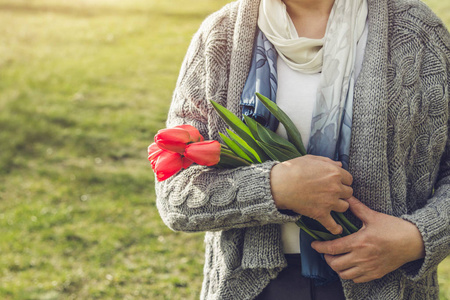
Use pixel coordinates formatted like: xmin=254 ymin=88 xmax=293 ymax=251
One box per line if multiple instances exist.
xmin=311 ymin=197 xmax=426 ymax=283
xmin=155 ymin=6 xmax=300 ymax=232
xmin=399 ymin=120 xmax=450 ymax=280
xmin=155 ymin=4 xmax=354 ymax=234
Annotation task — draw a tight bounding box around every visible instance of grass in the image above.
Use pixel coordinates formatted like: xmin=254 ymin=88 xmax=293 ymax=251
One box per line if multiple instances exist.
xmin=0 ymin=0 xmax=448 ymax=299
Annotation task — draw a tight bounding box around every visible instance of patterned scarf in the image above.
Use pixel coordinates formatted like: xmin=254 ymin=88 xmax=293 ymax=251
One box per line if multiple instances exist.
xmin=243 ymin=0 xmax=367 ymax=169
xmin=241 ymin=0 xmax=368 ymax=285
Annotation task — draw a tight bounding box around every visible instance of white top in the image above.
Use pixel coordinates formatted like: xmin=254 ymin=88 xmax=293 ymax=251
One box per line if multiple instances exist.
xmin=277 ymin=22 xmax=369 ymax=253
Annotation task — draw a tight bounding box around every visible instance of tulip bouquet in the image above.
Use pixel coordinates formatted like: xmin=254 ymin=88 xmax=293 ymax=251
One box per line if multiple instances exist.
xmin=148 ymin=93 xmax=358 ymax=241
xmin=148 ymin=124 xmax=252 ymax=181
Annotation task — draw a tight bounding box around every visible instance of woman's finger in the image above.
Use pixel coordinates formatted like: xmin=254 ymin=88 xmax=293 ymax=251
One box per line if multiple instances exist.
xmin=324 ymin=253 xmax=356 ymax=273
xmin=332 ymin=199 xmax=350 ymax=213
xmin=317 ymin=214 xmax=343 ymax=235
xmin=339 ymin=168 xmax=353 ymax=185
xmin=339 ymin=185 xmax=353 ymax=199
xmin=337 ymin=267 xmax=362 ymax=281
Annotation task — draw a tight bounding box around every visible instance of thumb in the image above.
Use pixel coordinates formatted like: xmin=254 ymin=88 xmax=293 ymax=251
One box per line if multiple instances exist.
xmin=317 ymin=215 xmax=343 ymax=235
xmin=347 ymin=196 xmax=373 ymax=223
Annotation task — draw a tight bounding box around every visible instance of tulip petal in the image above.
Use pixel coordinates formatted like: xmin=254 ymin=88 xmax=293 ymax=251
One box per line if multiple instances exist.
xmin=175 ymin=124 xmax=204 ymax=142
xmin=184 ymin=141 xmax=221 ymax=166
xmin=155 ymin=127 xmax=190 ymax=153
xmin=153 ymin=151 xmax=183 ymax=181
xmin=148 ymin=143 xmax=163 ymax=161
xmin=181 ymin=157 xmax=194 ymax=169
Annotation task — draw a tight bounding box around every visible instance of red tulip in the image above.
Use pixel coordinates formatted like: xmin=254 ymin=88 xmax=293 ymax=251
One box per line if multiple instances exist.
xmin=155 ymin=127 xmax=191 ymax=154
xmin=148 ymin=143 xmax=163 ymax=161
xmin=152 ymin=150 xmax=183 ymax=181
xmin=175 ymin=124 xmax=204 ymax=142
xmin=184 ymin=141 xmax=221 ymax=166
xmin=182 ymin=157 xmax=194 ymax=169
xmin=149 ymin=125 xmax=215 ymax=181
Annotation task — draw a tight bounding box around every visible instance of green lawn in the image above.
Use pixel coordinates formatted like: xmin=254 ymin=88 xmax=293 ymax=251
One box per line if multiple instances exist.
xmin=0 ymin=0 xmax=449 ymax=299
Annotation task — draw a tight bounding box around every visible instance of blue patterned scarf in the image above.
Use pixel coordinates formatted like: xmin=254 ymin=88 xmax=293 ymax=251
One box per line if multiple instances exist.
xmin=240 ymin=28 xmax=356 ymax=285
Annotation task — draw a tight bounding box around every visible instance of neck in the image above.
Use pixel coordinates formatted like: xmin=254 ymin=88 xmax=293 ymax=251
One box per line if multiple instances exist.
xmin=282 ymin=0 xmax=335 ymax=38
xmin=282 ymin=0 xmax=335 ymax=18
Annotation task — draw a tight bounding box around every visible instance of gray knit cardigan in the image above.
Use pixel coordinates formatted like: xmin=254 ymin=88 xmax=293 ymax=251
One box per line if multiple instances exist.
xmin=155 ymin=0 xmax=450 ymax=299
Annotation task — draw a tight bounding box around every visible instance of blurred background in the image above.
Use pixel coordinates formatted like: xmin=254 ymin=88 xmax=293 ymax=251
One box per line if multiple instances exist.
xmin=0 ymin=0 xmax=448 ymax=299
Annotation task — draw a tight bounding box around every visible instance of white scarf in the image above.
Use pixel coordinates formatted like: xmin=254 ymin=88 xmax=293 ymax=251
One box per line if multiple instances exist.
xmin=258 ymin=0 xmax=368 ymax=162
xmin=258 ymin=0 xmax=368 ymax=74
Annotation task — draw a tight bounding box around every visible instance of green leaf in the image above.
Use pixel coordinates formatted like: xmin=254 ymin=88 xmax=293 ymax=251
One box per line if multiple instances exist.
xmin=256 ymin=140 xmax=299 ymax=162
xmin=300 ymin=216 xmax=328 ymax=232
xmin=255 ymin=93 xmax=307 ymax=155
xmin=331 ymin=212 xmax=351 ymax=236
xmin=297 ymin=218 xmax=341 ymax=241
xmin=296 ymin=219 xmax=322 ymax=241
xmin=210 ymin=100 xmax=252 ymax=136
xmin=218 ymin=148 xmax=251 ymax=167
xmin=243 ymin=115 xmax=260 ymax=140
xmin=333 ymin=212 xmax=359 ymax=234
xmin=255 ymin=122 xmax=301 ymax=155
xmin=219 ymin=133 xmax=253 ymax=163
xmin=256 ymin=141 xmax=287 ymax=161
xmin=226 ymin=129 xmax=261 ymax=163
xmin=210 ymin=100 xmax=269 ymax=161
xmin=310 ymin=229 xmax=341 ymax=241
xmin=245 ymin=115 xmax=301 ymax=159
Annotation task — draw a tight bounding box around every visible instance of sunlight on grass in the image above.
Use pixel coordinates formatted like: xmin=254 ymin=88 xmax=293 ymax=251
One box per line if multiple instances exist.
xmin=0 ymin=0 xmax=228 ymax=298
xmin=0 ymin=0 xmax=448 ymax=299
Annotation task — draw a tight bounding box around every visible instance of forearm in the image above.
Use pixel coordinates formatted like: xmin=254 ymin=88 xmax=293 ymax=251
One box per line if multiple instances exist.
xmin=399 ymin=219 xmax=425 ymax=263
xmin=400 ymin=180 xmax=450 ymax=280
xmin=154 ymin=9 xmax=303 ymax=233
xmin=156 ymin=161 xmax=299 ymax=232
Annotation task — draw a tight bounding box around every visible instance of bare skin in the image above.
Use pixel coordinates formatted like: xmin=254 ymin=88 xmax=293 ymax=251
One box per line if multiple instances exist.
xmin=270 ymin=0 xmax=426 ymax=283
xmin=311 ymin=197 xmax=425 ymax=283
xmin=283 ymin=0 xmax=335 ymax=38
xmin=271 ymin=155 xmax=353 ymax=235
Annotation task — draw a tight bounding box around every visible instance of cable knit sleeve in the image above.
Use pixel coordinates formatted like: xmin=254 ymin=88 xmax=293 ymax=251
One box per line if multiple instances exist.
xmin=155 ymin=4 xmax=299 ymax=233
xmin=399 ymin=21 xmax=450 ymax=281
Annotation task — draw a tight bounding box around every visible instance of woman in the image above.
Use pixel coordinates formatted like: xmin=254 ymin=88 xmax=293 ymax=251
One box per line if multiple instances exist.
xmin=155 ymin=0 xmax=450 ymax=299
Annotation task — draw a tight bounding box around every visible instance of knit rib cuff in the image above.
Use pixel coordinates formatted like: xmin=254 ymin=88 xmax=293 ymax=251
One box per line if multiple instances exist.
xmin=399 ymin=206 xmax=447 ymax=281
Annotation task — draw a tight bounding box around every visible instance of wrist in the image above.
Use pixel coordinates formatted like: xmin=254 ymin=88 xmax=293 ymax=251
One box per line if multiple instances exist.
xmin=402 ymin=220 xmax=426 ymax=263
xmin=270 ymin=163 xmax=288 ymax=210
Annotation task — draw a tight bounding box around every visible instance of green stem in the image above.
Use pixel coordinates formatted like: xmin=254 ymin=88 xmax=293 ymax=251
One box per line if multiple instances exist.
xmin=335 ymin=212 xmax=358 ymax=233
xmin=331 ymin=212 xmax=351 ymax=236
xmin=296 ymin=219 xmax=322 ymax=241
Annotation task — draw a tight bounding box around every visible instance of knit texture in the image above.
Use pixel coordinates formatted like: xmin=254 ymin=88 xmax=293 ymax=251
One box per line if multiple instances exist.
xmin=155 ymin=0 xmax=450 ymax=299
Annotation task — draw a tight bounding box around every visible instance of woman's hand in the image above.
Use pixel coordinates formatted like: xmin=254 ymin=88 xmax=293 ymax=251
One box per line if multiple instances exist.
xmin=270 ymin=155 xmax=353 ymax=234
xmin=311 ymin=197 xmax=426 ymax=283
